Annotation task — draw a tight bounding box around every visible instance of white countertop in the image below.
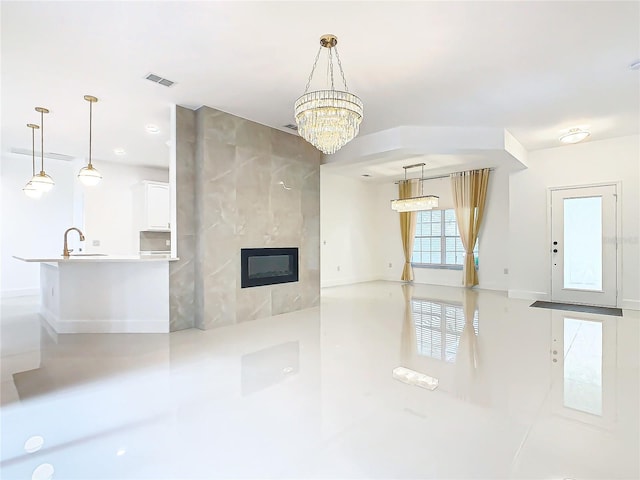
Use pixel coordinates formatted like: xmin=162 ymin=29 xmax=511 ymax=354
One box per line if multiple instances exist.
xmin=13 ymin=254 xmax=179 ymax=263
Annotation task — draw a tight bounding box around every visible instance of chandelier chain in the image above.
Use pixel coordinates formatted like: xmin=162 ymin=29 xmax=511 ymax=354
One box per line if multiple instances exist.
xmin=333 ymin=46 xmax=349 ymax=92
xmin=303 ymin=46 xmax=323 ymax=94
xmin=328 ymin=48 xmax=335 ymax=90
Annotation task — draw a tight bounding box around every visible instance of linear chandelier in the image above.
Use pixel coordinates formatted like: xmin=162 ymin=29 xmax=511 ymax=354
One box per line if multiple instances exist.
xmin=391 ymin=163 xmax=439 ymax=212
xmin=294 ymin=34 xmax=363 ymax=155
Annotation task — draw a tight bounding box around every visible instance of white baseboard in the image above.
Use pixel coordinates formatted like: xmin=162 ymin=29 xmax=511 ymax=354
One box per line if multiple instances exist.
xmin=508 ymin=289 xmax=550 ymax=301
xmin=41 ymin=307 xmax=169 ymax=334
xmin=321 ymin=275 xmax=378 ymax=288
xmin=1 ymin=288 xmax=39 ymax=299
xmin=621 ymin=299 xmax=640 ymax=311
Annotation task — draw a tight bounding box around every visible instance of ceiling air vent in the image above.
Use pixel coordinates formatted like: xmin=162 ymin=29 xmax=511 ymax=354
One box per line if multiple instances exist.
xmin=145 ymin=73 xmax=176 ymax=87
xmin=283 ymin=124 xmax=298 ymax=131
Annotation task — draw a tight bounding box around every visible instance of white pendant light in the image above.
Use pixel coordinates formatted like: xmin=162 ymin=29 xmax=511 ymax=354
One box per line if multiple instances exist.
xmin=23 ymin=123 xmax=43 ymax=199
xmin=78 ymin=95 xmax=102 ymax=186
xmin=391 ymin=163 xmax=440 ymax=212
xmin=295 ymin=34 xmax=363 ymax=155
xmin=30 ymin=107 xmax=54 ymax=192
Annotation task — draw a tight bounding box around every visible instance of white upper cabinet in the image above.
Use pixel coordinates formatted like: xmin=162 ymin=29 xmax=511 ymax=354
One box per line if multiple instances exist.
xmin=135 ymin=181 xmax=170 ymax=231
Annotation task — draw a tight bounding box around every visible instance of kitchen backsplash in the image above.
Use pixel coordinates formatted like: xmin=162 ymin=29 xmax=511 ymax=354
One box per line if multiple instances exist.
xmin=140 ymin=231 xmax=170 ymax=252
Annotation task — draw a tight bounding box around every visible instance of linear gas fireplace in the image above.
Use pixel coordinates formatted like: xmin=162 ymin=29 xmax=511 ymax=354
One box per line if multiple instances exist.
xmin=241 ymin=247 xmax=299 ymax=288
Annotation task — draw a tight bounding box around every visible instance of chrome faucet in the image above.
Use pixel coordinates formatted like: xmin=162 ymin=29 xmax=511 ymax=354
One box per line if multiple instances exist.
xmin=62 ymin=227 xmax=85 ymax=257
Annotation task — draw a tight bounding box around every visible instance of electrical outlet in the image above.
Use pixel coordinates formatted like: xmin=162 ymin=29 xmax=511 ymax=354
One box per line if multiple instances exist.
xmin=337 ymin=265 xmax=340 ymax=272
xmin=503 ymin=268 xmax=509 ymax=274
xmin=92 ymin=240 xmax=100 ymax=247
xmin=388 ymin=262 xmax=392 ymax=268
xmin=165 ymin=239 xmax=171 ymax=246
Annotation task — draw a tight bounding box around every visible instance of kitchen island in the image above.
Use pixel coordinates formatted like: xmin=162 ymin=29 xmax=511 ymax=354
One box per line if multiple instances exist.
xmin=13 ymin=255 xmax=178 ymax=334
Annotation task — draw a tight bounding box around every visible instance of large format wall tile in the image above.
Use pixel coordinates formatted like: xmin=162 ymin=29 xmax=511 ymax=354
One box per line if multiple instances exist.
xmin=171 ymin=105 xmax=321 ymax=329
xmin=170 ymin=107 xmax=197 ymax=331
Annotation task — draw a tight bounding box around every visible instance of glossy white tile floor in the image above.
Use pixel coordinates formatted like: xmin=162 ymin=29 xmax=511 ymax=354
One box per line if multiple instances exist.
xmin=1 ymin=282 xmax=638 ymax=479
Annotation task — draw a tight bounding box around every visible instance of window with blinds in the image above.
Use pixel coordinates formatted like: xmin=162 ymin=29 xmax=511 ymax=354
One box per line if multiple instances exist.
xmin=412 ymin=209 xmax=478 ymax=267
xmin=411 ymin=298 xmax=479 ymax=363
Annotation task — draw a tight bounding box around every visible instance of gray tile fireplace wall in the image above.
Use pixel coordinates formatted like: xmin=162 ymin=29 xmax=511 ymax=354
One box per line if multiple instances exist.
xmin=170 ymin=105 xmax=321 ymax=331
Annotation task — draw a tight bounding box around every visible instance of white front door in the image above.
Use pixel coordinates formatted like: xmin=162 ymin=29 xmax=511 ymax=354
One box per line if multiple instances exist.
xmin=550 ymin=185 xmax=617 ymax=307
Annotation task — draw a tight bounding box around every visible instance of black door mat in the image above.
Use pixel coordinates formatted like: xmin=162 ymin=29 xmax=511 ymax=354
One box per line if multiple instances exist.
xmin=530 ymin=300 xmax=622 ymax=317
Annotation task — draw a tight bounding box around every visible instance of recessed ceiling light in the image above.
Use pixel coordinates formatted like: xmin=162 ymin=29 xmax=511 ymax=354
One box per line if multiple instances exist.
xmin=114 ymin=148 xmax=126 ymax=155
xmin=116 ymin=448 xmax=126 ymax=456
xmin=145 ymin=124 xmax=160 ymax=134
xmin=629 ymin=60 xmax=640 ymax=70
xmin=32 ymin=463 xmax=54 ymax=480
xmin=24 ymin=436 xmax=44 ymax=453
xmin=559 ymin=128 xmax=590 ymax=144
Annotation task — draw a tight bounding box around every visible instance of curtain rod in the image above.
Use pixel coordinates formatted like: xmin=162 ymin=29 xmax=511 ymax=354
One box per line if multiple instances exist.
xmin=394 ymin=167 xmax=495 ymax=184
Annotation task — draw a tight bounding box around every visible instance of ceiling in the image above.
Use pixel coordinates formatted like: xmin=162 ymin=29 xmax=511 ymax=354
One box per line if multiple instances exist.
xmin=1 ymin=1 xmax=638 ymax=175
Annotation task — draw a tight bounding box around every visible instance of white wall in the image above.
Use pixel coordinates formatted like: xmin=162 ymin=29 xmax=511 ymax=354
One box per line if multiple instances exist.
xmin=80 ymin=161 xmax=168 ymax=255
xmin=508 ymin=135 xmax=639 ymax=309
xmin=320 ymin=171 xmax=379 ymax=287
xmin=1 ymin=155 xmax=75 ymax=297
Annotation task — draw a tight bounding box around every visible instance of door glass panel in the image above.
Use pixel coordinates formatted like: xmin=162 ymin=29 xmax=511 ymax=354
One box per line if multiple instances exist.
xmin=564 ymin=196 xmax=602 ymax=290
xmin=563 ymin=318 xmax=603 ymax=416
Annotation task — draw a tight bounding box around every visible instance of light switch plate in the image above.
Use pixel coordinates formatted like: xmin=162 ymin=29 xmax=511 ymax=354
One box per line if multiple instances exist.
xmin=92 ymin=240 xmax=100 ymax=247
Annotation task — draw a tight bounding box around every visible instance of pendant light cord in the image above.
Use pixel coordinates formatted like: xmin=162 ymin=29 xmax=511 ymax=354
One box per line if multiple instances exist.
xmin=88 ymin=99 xmax=93 ymax=167
xmin=31 ymin=126 xmax=36 ymax=175
xmin=40 ymin=110 xmax=44 ymax=173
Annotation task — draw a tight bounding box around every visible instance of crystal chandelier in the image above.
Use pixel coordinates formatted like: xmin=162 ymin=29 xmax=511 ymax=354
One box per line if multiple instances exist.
xmin=391 ymin=163 xmax=439 ymax=212
xmin=294 ymin=34 xmax=363 ymax=155
xmin=77 ymin=95 xmax=103 ymax=186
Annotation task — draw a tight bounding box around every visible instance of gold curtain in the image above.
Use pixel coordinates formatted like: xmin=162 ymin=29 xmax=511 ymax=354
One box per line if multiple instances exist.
xmin=399 ymin=179 xmax=419 ymax=281
xmin=450 ymin=169 xmax=490 ymax=287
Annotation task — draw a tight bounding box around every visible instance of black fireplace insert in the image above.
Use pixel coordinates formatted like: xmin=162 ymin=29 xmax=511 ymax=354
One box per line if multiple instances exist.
xmin=241 ymin=247 xmax=299 ymax=288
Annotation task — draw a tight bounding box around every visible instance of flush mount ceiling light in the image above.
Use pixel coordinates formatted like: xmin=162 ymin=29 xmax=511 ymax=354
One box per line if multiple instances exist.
xmin=30 ymin=107 xmax=55 ymax=193
xmin=294 ymin=34 xmax=363 ymax=155
xmin=23 ymin=123 xmax=43 ymax=199
xmin=77 ymin=95 xmax=103 ymax=186
xmin=559 ymin=128 xmax=591 ymax=144
xmin=391 ymin=163 xmax=439 ymax=212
